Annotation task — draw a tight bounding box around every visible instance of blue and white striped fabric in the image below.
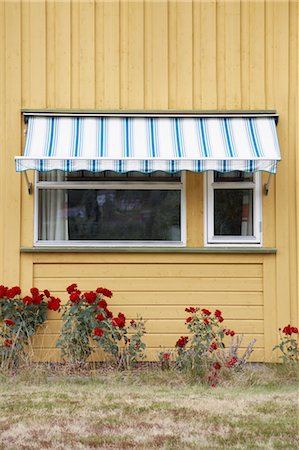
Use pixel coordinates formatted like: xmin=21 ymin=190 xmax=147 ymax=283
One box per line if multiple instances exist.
xmin=15 ymin=116 xmax=281 ymax=173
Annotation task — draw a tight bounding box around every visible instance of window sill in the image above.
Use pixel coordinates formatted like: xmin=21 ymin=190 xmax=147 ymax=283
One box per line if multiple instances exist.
xmin=20 ymin=246 xmax=277 ymax=254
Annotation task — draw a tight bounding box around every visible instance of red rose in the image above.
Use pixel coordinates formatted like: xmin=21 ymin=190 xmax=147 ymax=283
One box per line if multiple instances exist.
xmin=209 ymin=342 xmax=218 ymax=352
xmin=163 ymin=353 xmax=171 ymax=360
xmin=130 ymin=320 xmax=136 ymax=327
xmin=43 ymin=289 xmax=51 ymax=298
xmin=22 ymin=296 xmax=33 ymax=305
xmin=213 ymin=362 xmax=221 ymax=370
xmin=84 ymin=291 xmax=97 ymax=304
xmin=203 ymin=318 xmax=210 ymax=326
xmin=112 ymin=312 xmax=126 ymax=328
xmin=94 ymin=328 xmax=104 ymax=337
xmin=185 ymin=316 xmax=193 ymax=323
xmin=282 ymin=325 xmax=292 ymax=336
xmin=291 ymin=327 xmax=298 ymax=334
xmin=6 ymin=286 xmax=21 ymax=298
xmin=185 ymin=307 xmax=196 ymax=313
xmin=95 ymin=314 xmax=105 ymax=321
xmin=5 ymin=319 xmax=14 ymax=326
xmin=32 ymin=294 xmax=43 ymax=305
xmin=66 ymin=283 xmax=78 ymax=294
xmin=225 ymin=356 xmax=238 ymax=367
xmin=230 ymin=330 xmax=235 ymax=337
xmin=214 ymin=309 xmax=222 ymax=318
xmin=175 ymin=336 xmax=188 ymax=348
xmin=202 ymin=309 xmax=211 ymax=316
xmin=0 ymin=285 xmax=8 ymax=297
xmin=70 ymin=292 xmax=81 ymax=303
xmin=4 ymin=339 xmax=13 ymax=347
xmin=47 ymin=297 xmax=61 ymax=311
xmin=96 ymin=287 xmax=113 ymax=298
xmin=105 ymin=309 xmax=113 ymax=319
xmin=218 ymin=316 xmax=224 ymax=323
xmin=30 ymin=287 xmax=39 ymax=297
xmin=98 ymin=299 xmax=108 ymax=310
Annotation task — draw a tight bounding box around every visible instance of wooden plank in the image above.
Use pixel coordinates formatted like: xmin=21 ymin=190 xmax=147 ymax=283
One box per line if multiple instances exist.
xmin=144 ymin=0 xmax=168 ymax=109
xmin=46 ymin=305 xmax=263 ymax=321
xmin=120 ymin=0 xmax=144 ymax=109
xmin=186 ymin=173 xmax=203 ymax=247
xmin=71 ymin=1 xmax=80 ymax=108
xmin=95 ymin=0 xmax=120 ymax=109
xmin=263 ymin=254 xmax=277 ymax=362
xmin=31 ymin=347 xmax=265 ymax=363
xmin=240 ymin=0 xmax=250 ymax=108
xmin=33 ymin=277 xmax=263 ymax=292
xmin=20 ymin=254 xmax=34 ymax=297
xmin=54 ymin=0 xmax=71 ymax=108
xmin=0 ymin=1 xmax=5 ymax=281
xmin=193 ymin=0 xmax=217 ymax=109
xmin=288 ymin=0 xmax=298 ymax=330
xmin=32 ymin=333 xmax=264 ymax=350
xmin=32 ymin=253 xmax=265 ymax=264
xmin=249 ymin=0 xmax=265 ymax=108
xmin=79 ymin=0 xmax=95 ymax=108
xmin=216 ymin=0 xmax=225 ymax=109
xmin=3 ymin=0 xmax=21 ymax=285
xmin=168 ymin=0 xmax=193 ymax=109
xmin=44 ymin=291 xmax=264 ymax=306
xmin=33 ymin=263 xmax=263 ymax=278
xmin=42 ymin=318 xmax=264 ymax=335
xmin=224 ymin=0 xmax=241 ymax=108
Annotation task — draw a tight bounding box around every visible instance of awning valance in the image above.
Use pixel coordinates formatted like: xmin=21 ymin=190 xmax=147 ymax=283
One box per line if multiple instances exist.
xmin=15 ymin=114 xmax=281 ymax=173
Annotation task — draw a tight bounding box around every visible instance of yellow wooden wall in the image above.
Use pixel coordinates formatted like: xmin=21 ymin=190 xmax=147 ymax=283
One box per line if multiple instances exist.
xmin=0 ymin=0 xmax=298 ymax=362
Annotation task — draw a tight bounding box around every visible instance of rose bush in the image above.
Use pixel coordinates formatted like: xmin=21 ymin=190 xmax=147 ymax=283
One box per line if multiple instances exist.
xmin=173 ymin=307 xmax=256 ymax=386
xmin=273 ymin=325 xmax=298 ymax=362
xmin=57 ymin=284 xmax=146 ymax=369
xmin=0 ymin=285 xmax=61 ymax=368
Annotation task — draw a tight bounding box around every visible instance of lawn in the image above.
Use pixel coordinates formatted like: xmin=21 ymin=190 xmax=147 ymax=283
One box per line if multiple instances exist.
xmin=0 ymin=365 xmax=298 ymax=450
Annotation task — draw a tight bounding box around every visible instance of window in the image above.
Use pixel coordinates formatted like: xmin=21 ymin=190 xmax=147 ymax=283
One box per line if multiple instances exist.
xmin=35 ymin=171 xmax=186 ymax=247
xmin=205 ymin=171 xmax=262 ymax=245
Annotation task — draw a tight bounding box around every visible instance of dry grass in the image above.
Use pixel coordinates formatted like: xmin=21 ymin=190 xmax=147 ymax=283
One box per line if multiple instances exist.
xmin=0 ymin=364 xmax=298 ymax=449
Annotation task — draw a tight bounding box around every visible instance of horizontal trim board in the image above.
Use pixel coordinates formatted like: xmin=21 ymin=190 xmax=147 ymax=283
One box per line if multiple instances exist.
xmin=21 ymin=247 xmax=277 ymax=254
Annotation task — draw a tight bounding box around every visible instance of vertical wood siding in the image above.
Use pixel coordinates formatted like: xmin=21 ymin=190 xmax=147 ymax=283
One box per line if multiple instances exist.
xmin=0 ymin=0 xmax=298 ymax=361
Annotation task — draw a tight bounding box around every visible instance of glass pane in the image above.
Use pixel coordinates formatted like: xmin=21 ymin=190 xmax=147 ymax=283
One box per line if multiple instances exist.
xmin=214 ymin=171 xmax=253 ymax=182
xmin=38 ymin=189 xmax=181 ymax=241
xmin=214 ymin=189 xmax=254 ymax=236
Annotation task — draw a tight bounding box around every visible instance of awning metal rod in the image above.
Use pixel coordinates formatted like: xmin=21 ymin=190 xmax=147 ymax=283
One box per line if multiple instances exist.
xmin=24 ymin=172 xmax=33 ymax=195
xmin=264 ymin=174 xmax=272 ymax=195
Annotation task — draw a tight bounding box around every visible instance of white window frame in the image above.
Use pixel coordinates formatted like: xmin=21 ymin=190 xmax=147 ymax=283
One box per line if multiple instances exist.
xmin=205 ymin=171 xmax=262 ymax=247
xmin=34 ymin=172 xmax=186 ymax=248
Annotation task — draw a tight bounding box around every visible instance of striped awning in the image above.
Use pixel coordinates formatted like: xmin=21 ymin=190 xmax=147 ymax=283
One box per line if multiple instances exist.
xmin=15 ymin=114 xmax=281 ymax=173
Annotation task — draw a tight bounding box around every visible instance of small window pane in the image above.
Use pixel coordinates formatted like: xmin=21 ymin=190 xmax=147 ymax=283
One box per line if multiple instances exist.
xmin=214 ymin=189 xmax=254 ymax=236
xmin=38 ymin=189 xmax=181 ymax=241
xmin=214 ymin=171 xmax=253 ymax=182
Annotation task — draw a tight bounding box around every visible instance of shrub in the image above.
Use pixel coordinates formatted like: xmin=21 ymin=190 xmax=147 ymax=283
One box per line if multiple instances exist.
xmin=273 ymin=325 xmax=299 ymax=362
xmin=57 ymin=284 xmax=146 ymax=368
xmin=0 ymin=285 xmax=61 ymax=369
xmin=173 ymin=307 xmax=256 ymax=386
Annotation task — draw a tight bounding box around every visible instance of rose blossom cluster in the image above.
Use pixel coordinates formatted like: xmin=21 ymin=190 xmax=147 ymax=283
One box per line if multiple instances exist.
xmin=280 ymin=325 xmax=298 ymax=336
xmin=0 ymin=285 xmax=61 ymax=311
xmin=66 ymin=283 xmax=127 ymax=338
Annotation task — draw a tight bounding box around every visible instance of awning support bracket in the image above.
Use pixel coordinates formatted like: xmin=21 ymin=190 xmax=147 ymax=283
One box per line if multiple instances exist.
xmin=264 ymin=174 xmax=272 ymax=195
xmin=24 ymin=172 xmax=33 ymax=195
